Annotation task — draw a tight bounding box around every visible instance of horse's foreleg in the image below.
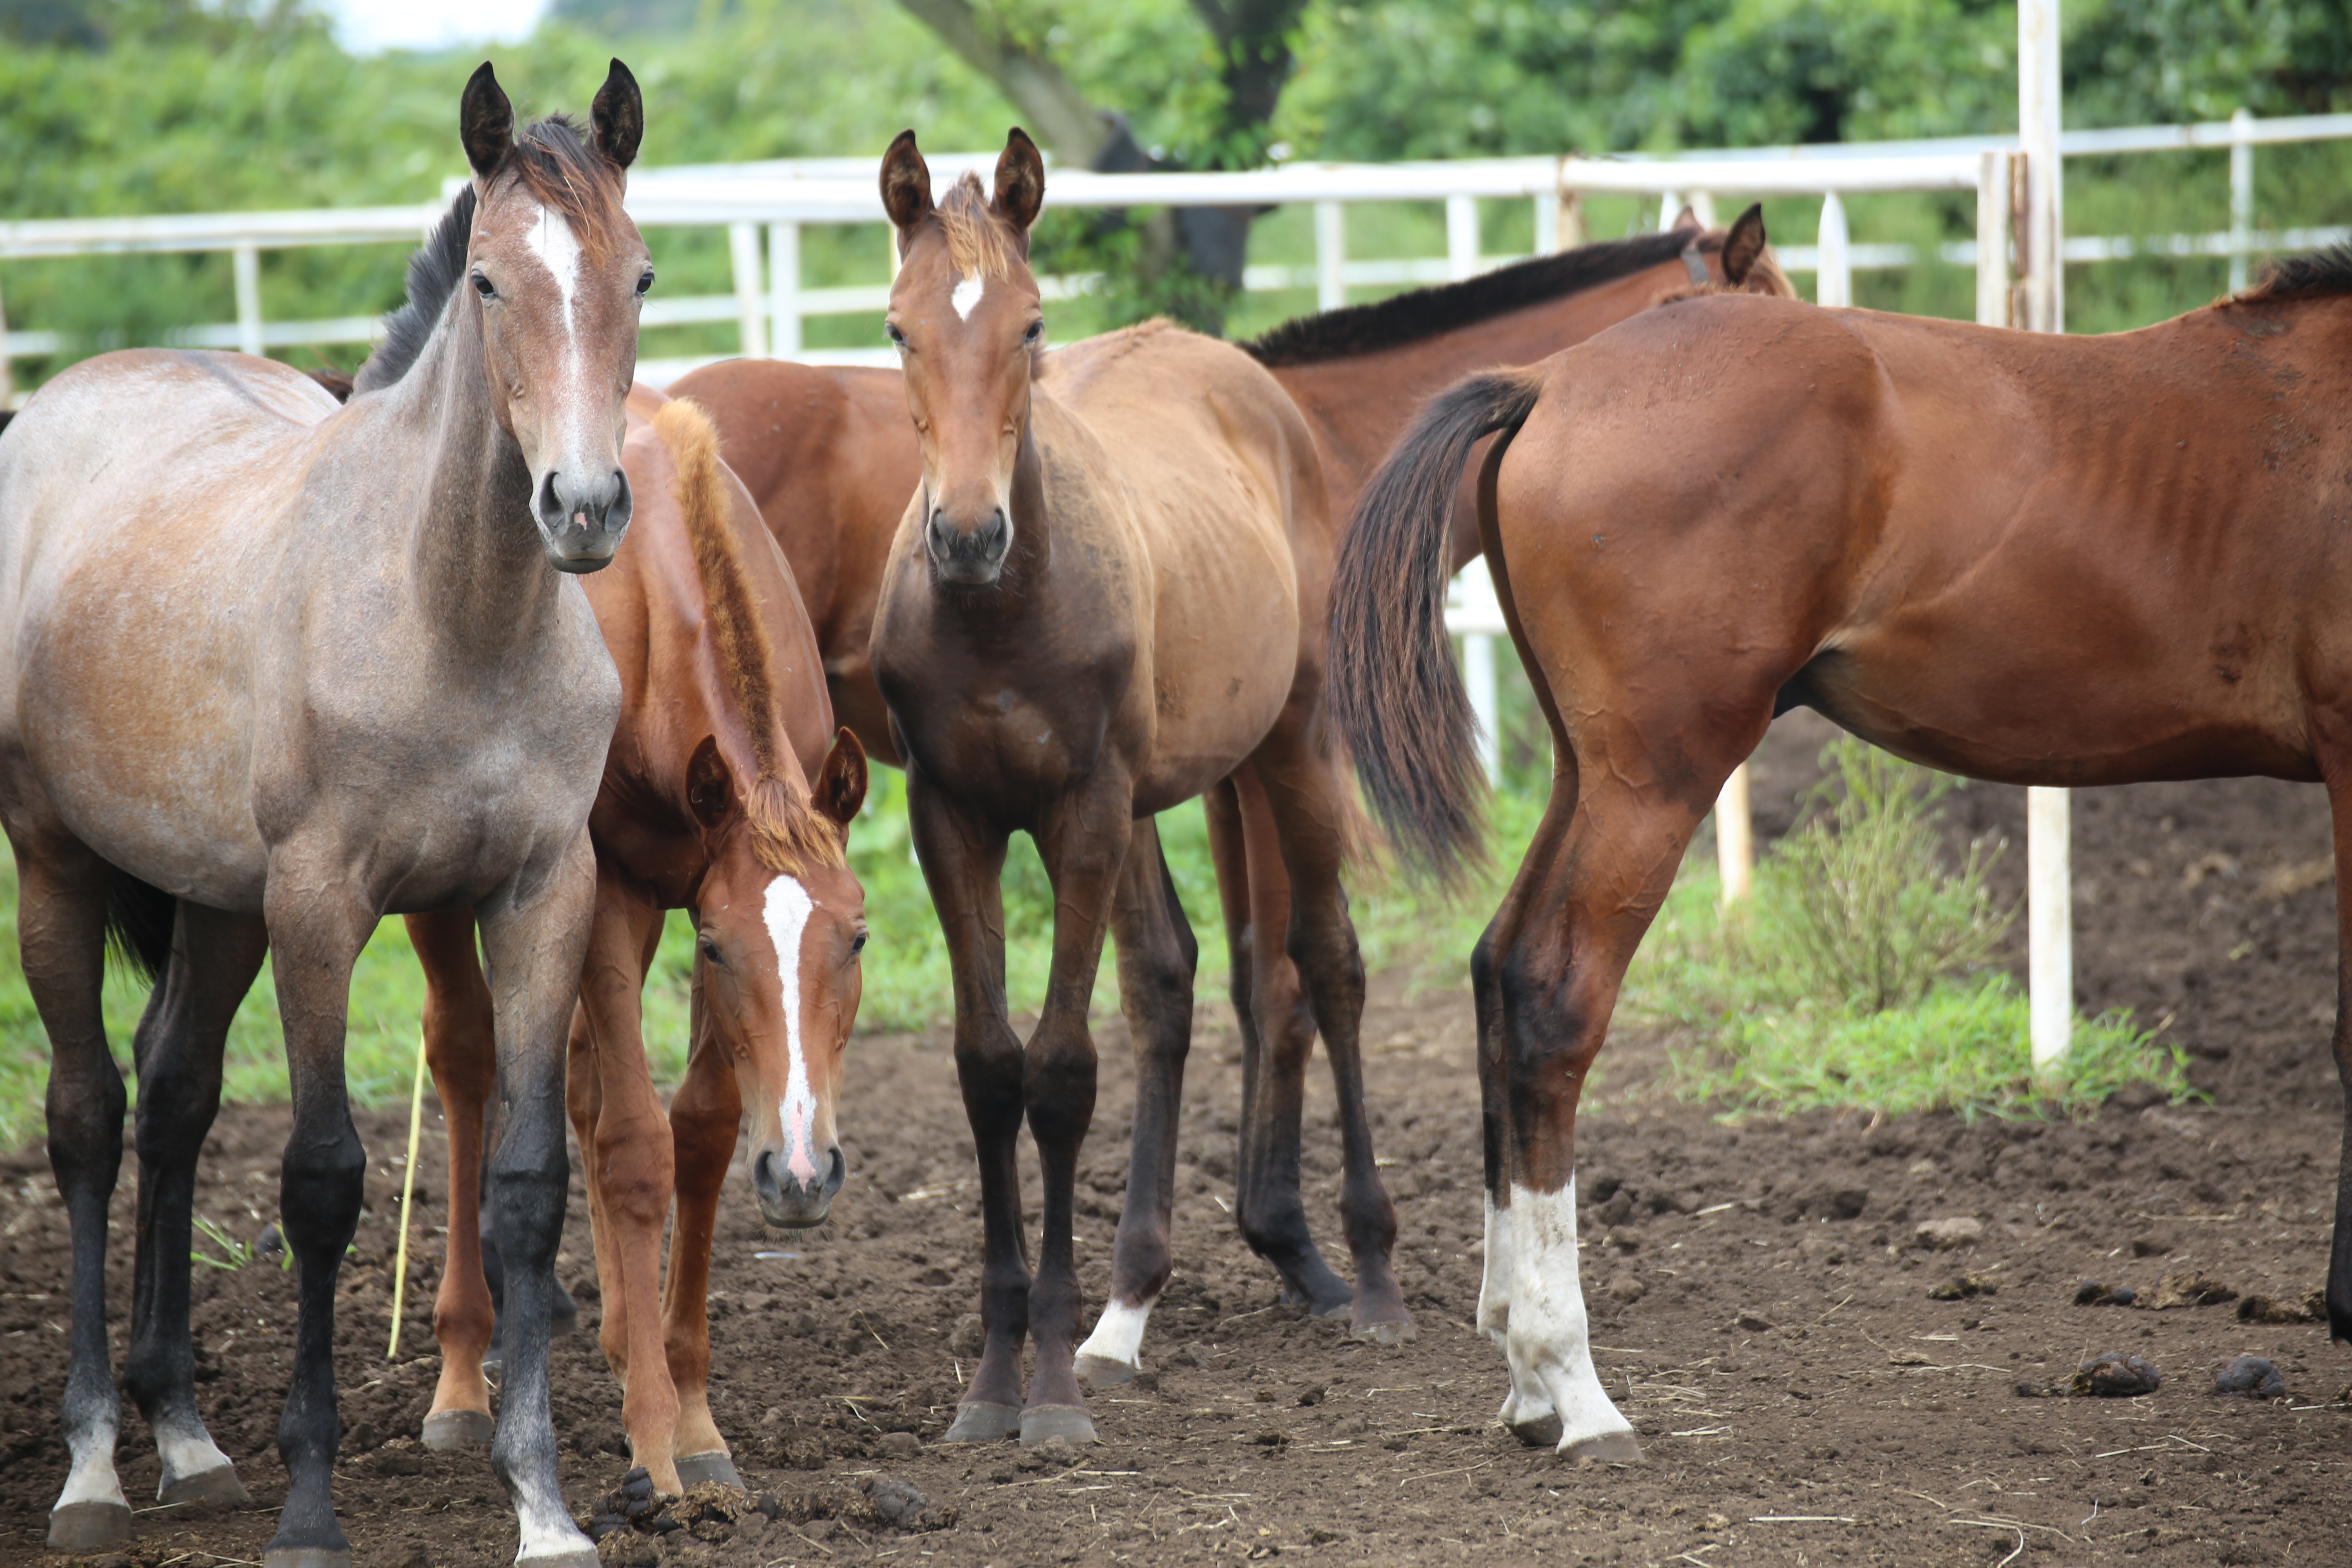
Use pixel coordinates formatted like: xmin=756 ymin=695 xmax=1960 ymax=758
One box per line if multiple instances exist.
xmin=661 ymin=988 xmax=742 ymax=1488
xmin=2319 ymin=751 xmax=2352 ymax=1342
xmin=1076 ymin=817 xmax=1197 ymax=1385
xmin=906 ymin=773 xmax=1026 ymax=1443
xmin=1226 ymin=765 xmax=1354 ymax=1316
xmin=124 ymin=906 xmax=266 ymax=1508
xmin=475 ymin=835 xmax=603 ymax=1568
xmin=1019 ymin=781 xmax=1131 ymax=1446
xmin=20 ymin=843 xmax=132 ymax=1552
xmin=260 ymin=871 xmax=377 ymax=1567
xmin=571 ymin=873 xmax=680 ymax=1490
xmin=407 ymin=909 xmax=500 ymax=1452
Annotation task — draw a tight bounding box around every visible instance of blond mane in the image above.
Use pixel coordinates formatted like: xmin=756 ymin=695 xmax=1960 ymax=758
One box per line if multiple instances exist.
xmin=655 ymin=397 xmax=845 ymax=877
xmin=935 ymin=173 xmax=1022 ymax=281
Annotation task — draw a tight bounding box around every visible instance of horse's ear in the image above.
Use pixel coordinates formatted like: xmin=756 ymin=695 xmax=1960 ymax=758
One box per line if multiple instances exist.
xmin=460 ymin=61 xmax=514 ymax=182
xmin=590 ymin=58 xmax=644 ymax=171
xmin=1670 ymin=204 xmax=1702 ymax=234
xmin=880 ymin=130 xmax=933 ymax=242
xmin=1722 ymin=203 xmax=1768 ymax=287
xmin=993 ymin=127 xmax=1045 ymax=234
xmin=686 ymin=735 xmax=734 ymax=831
xmin=815 ymin=728 xmax=869 ymax=833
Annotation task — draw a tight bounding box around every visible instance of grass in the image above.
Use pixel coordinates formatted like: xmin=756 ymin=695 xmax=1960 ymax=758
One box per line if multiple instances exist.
xmin=0 ymin=729 xmax=2196 ymax=1152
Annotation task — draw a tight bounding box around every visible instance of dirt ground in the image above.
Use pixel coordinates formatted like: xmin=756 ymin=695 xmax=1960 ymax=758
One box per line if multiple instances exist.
xmin=4 ymin=712 xmax=2352 ymax=1568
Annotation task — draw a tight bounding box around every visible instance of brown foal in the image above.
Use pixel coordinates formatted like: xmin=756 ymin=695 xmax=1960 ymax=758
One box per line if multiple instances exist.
xmin=1328 ymin=249 xmax=2352 ymax=1460
xmin=666 ymin=204 xmax=1785 ymax=1381
xmin=409 ymin=388 xmax=868 ymax=1494
xmin=870 ymin=129 xmax=1396 ymax=1443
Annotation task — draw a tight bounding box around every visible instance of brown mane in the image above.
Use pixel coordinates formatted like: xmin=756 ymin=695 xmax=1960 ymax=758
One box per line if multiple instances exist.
xmin=656 ymin=397 xmax=844 ymax=876
xmin=934 ymin=172 xmax=1021 ymax=281
xmin=499 ymin=112 xmax=627 ymax=267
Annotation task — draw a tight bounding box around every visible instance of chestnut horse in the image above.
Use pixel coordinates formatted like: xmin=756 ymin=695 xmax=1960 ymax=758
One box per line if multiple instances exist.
xmin=870 ymin=129 xmax=1388 ymax=1444
xmin=405 ymin=387 xmax=867 ymax=1494
xmin=1327 ymin=249 xmax=2352 ymax=1460
xmin=0 ymin=62 xmax=647 ymax=1566
xmin=666 ymin=206 xmax=1786 ymax=1383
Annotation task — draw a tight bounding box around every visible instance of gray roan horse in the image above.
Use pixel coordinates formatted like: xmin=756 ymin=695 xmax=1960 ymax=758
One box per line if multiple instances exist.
xmin=0 ymin=62 xmax=650 ymax=1568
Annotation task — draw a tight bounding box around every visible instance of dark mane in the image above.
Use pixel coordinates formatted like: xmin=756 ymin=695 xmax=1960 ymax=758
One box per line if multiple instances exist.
xmin=354 ymin=114 xmax=625 ymax=394
xmin=353 ymin=185 xmax=474 ymax=394
xmin=2240 ymin=242 xmax=2352 ymax=304
xmin=1243 ymin=229 xmax=1702 ymax=368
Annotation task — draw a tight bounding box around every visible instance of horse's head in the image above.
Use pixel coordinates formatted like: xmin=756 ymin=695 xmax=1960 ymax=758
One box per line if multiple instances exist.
xmin=688 ymin=729 xmax=869 ymax=1227
xmin=879 ymin=128 xmax=1047 ymax=589
xmin=459 ymin=60 xmax=651 ymax=572
xmin=1654 ymin=204 xmax=1797 ymax=306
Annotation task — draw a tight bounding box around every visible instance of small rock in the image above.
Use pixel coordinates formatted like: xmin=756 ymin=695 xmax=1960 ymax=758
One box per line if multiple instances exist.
xmin=2213 ymin=1355 xmax=2286 ymax=1399
xmin=753 ymin=1492 xmax=785 ymax=1522
xmin=878 ymin=1431 xmax=922 ymax=1460
xmin=1734 ymin=1311 xmax=1774 ymax=1333
xmin=2074 ymin=1279 xmax=2109 ymax=1306
xmin=2071 ymin=1351 xmax=2162 ymax=1398
xmin=1700 ymin=1512 xmax=1732 ymax=1532
xmin=2108 ymin=1082 xmax=2170 ymax=1111
xmin=1797 ymin=1233 xmax=1845 ymax=1267
xmin=1915 ymin=1216 xmax=1984 ymax=1250
xmin=256 ymin=1222 xmax=287 ymax=1261
xmin=2131 ymin=1234 xmax=2172 ymax=1258
xmin=2150 ymin=1270 xmax=2238 ymax=1310
xmin=948 ymin=1314 xmax=985 ymax=1357
xmin=2237 ymin=1294 xmax=2320 ymax=1325
xmin=1595 ymin=1190 xmax=1637 ymax=1229
xmin=864 ymin=1475 xmax=930 ymax=1528
xmin=1296 ymin=1385 xmax=1327 ymax=1407
xmin=1253 ymin=1428 xmax=1292 ymax=1447
xmin=2107 ymin=1285 xmax=2137 ymax=1307
xmin=1605 ymin=1272 xmax=1647 ymax=1305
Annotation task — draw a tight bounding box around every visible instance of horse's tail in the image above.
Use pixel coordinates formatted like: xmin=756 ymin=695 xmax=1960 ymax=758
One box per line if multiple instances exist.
xmin=1327 ymin=365 xmax=1546 ymax=890
xmin=104 ymin=869 xmax=174 ymax=985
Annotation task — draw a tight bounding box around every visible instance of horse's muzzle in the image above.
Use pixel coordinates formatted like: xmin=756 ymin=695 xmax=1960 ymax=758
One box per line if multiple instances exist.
xmin=753 ymin=1143 xmax=845 ymax=1227
xmin=927 ymin=506 xmax=1010 ymax=586
xmin=535 ymin=466 xmax=633 ymax=573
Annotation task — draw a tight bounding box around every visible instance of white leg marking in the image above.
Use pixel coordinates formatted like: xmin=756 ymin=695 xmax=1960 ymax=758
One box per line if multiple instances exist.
xmin=1075 ymin=1298 xmax=1154 ymax=1375
xmin=513 ymin=1466 xmax=594 ymax=1565
xmin=154 ymin=1427 xmax=233 ymax=1489
xmin=57 ymin=1437 xmax=125 ymax=1510
xmin=951 ymin=273 xmax=984 ymax=321
xmin=762 ymin=875 xmax=819 ymax=1183
xmin=1501 ymin=1175 xmax=1635 ymax=1451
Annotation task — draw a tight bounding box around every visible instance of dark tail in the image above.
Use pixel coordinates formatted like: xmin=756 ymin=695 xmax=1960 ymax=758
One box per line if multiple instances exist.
xmin=1327 ymin=366 xmax=1546 ymax=890
xmin=104 ymin=869 xmax=175 ymax=985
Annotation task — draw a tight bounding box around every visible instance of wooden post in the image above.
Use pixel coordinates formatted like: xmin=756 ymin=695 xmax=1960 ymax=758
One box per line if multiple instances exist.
xmin=1446 ymin=194 xmax=1480 ymax=280
xmin=0 ymin=274 xmax=13 ymax=408
xmin=1314 ymin=201 xmax=1346 ymax=311
xmin=1815 ymin=193 xmax=1852 ymax=307
xmin=768 ymin=221 xmax=801 ymax=359
xmin=729 ymin=221 xmax=767 ymax=360
xmin=2229 ymin=108 xmax=2255 ymax=294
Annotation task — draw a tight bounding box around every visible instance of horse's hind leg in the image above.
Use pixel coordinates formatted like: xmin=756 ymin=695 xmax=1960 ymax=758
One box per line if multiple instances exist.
xmin=19 ymin=840 xmax=132 ymax=1551
xmin=1075 ymin=816 xmax=1198 ymax=1385
xmin=124 ymin=904 xmax=266 ymax=1508
xmin=1225 ymin=767 xmax=1354 ymax=1317
xmin=408 ymin=909 xmax=499 ymax=1452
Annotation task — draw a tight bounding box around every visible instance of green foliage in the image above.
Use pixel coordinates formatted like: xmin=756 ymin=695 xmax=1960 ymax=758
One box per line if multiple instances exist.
xmin=190 ymin=1213 xmax=254 ymax=1270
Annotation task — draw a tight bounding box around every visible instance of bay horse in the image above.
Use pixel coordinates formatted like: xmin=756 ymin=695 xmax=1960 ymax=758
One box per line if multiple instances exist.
xmin=405 ymin=386 xmax=867 ymax=1495
xmin=0 ymin=62 xmax=649 ymax=1566
xmin=665 ymin=206 xmax=1786 ymax=1383
xmin=1326 ymin=248 xmax=2352 ymax=1461
xmin=870 ymin=128 xmax=1384 ymax=1444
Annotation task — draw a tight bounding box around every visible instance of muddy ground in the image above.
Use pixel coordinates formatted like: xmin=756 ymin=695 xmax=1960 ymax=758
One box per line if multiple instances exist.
xmin=5 ymin=711 xmax=2352 ymax=1568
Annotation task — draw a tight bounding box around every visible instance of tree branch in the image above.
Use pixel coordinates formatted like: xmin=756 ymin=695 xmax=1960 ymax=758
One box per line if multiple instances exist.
xmin=894 ymin=0 xmax=1110 ymax=165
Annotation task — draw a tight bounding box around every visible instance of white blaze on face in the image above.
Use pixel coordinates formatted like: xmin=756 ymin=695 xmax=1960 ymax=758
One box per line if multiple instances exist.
xmin=951 ymin=272 xmax=984 ymax=321
xmin=762 ymin=874 xmax=819 ymax=1184
xmin=521 ymin=202 xmax=586 ymax=328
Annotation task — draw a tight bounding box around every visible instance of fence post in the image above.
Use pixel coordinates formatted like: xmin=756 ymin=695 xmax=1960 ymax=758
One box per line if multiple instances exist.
xmin=728 ymin=221 xmax=767 ymax=360
xmin=1687 ymin=192 xmax=1717 ymax=229
xmin=2020 ymin=0 xmax=2071 ymax=1068
xmin=2229 ymin=107 xmax=2255 ymax=294
xmin=1976 ymin=150 xmax=2014 ymax=328
xmin=1815 ymin=193 xmax=1852 ymax=307
xmin=1446 ymin=194 xmax=1480 ymax=280
xmin=232 ymin=243 xmax=263 ymax=358
xmin=1657 ymin=191 xmax=1683 ymax=230
xmin=0 ymin=275 xmax=12 ymax=407
xmin=1715 ymin=766 xmax=1752 ymax=906
xmin=1531 ymin=193 xmax=1559 ymax=256
xmin=1314 ymin=201 xmax=1346 ymax=311
xmin=1453 ymin=559 xmax=1504 ymax=786
xmin=768 ymin=221 xmax=801 ymax=359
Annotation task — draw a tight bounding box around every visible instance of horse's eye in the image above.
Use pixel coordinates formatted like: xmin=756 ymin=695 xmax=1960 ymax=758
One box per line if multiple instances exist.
xmin=1022 ymin=320 xmax=1043 ymax=344
xmin=884 ymin=321 xmax=907 ymax=347
xmin=849 ymin=930 xmax=868 ymax=958
xmin=636 ymin=269 xmax=655 ymax=297
xmin=471 ymin=273 xmax=496 ymax=299
xmin=699 ymin=936 xmax=724 ymax=967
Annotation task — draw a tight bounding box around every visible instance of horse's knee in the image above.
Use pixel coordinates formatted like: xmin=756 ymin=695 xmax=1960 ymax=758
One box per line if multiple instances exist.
xmin=280 ymin=1125 xmax=365 ymax=1254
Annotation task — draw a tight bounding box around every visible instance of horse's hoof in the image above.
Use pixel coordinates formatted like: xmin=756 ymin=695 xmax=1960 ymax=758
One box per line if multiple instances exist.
xmin=1352 ymin=1314 xmax=1417 ymax=1346
xmin=160 ymin=1461 xmax=250 ymax=1508
xmin=942 ymin=1402 xmax=1021 ymax=1443
xmin=514 ymin=1541 xmax=599 ymax=1568
xmin=1074 ymin=1350 xmax=1138 ymax=1386
xmin=47 ymin=1500 xmax=133 ymax=1552
xmin=1508 ymin=1411 xmax=1564 ymax=1448
xmin=1019 ymin=1405 xmax=1098 ymax=1447
xmin=423 ymin=1409 xmax=496 ymax=1451
xmin=674 ymin=1450 xmax=742 ymax=1490
xmin=1560 ymin=1429 xmax=1644 ymax=1464
xmin=1309 ymin=1293 xmax=1354 ymax=1319
xmin=262 ymin=1548 xmax=354 ymax=1568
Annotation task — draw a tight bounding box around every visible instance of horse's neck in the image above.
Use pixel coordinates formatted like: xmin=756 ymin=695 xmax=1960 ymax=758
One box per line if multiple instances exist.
xmin=382 ymin=301 xmax=565 ymax=643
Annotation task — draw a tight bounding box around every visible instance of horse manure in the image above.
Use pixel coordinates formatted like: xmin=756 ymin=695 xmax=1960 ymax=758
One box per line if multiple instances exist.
xmin=1929 ymin=1274 xmax=1998 ymax=1301
xmin=1914 ymin=1216 xmax=1984 ymax=1250
xmin=2236 ymin=1292 xmax=2322 ymax=1325
xmin=2213 ymin=1355 xmax=2287 ymax=1399
xmin=2149 ymin=1270 xmax=2238 ymax=1309
xmin=864 ymin=1475 xmax=932 ymax=1528
xmin=2073 ymin=1279 xmax=2134 ymax=1306
xmin=879 ymin=1431 xmax=922 ymax=1460
xmin=1297 ymin=1383 xmax=1327 ymax=1407
xmin=2071 ymin=1352 xmax=2163 ymax=1397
